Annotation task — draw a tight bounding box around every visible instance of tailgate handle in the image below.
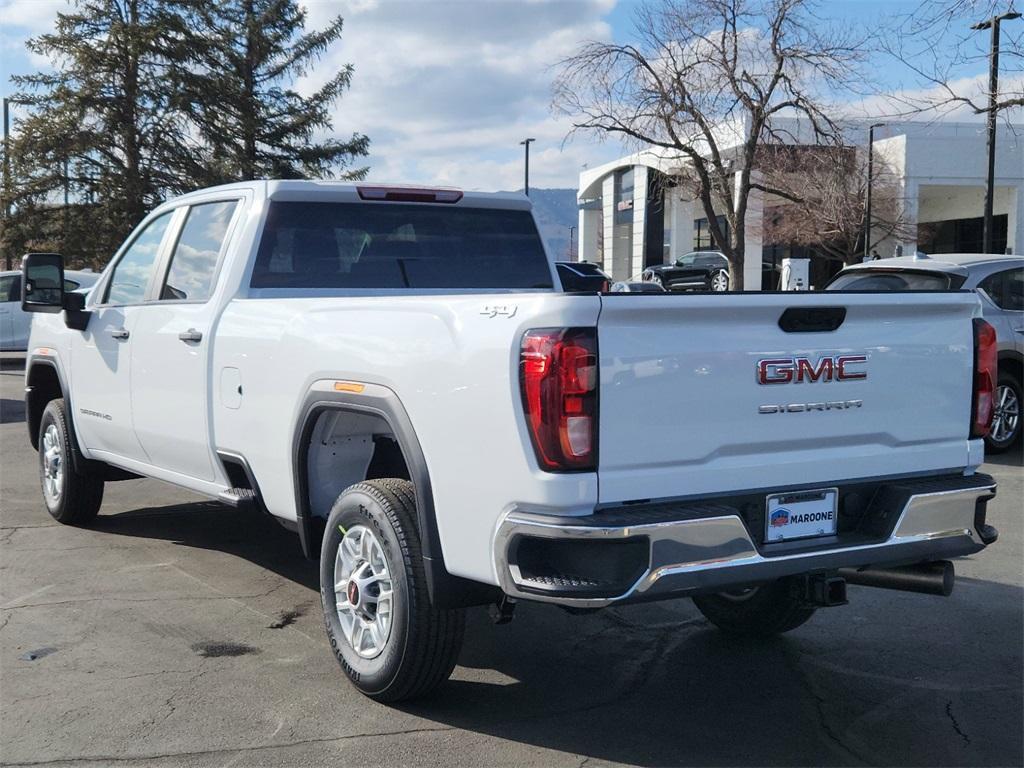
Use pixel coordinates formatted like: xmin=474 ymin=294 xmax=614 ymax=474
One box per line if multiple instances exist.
xmin=778 ymin=307 xmax=846 ymax=333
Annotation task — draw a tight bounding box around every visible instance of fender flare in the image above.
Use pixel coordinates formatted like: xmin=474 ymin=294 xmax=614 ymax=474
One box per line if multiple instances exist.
xmin=25 ymin=355 xmax=84 ymax=470
xmin=291 ymin=385 xmax=498 ymax=609
xmin=25 ymin=356 xmax=139 ymax=481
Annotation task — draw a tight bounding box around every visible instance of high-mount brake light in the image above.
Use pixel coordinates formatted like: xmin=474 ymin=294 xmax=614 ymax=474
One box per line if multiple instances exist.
xmin=356 ymin=186 xmax=463 ymax=204
xmin=520 ymin=328 xmax=598 ymax=472
xmin=971 ymin=318 xmax=998 ymax=438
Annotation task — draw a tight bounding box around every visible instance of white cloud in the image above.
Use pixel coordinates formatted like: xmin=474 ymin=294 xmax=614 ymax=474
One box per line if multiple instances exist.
xmin=0 ymin=0 xmax=69 ymax=33
xmin=301 ymin=0 xmax=624 ymax=189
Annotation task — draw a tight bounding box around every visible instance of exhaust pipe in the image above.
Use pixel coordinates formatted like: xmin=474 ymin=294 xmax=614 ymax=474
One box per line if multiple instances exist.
xmin=839 ymin=560 xmax=954 ymax=597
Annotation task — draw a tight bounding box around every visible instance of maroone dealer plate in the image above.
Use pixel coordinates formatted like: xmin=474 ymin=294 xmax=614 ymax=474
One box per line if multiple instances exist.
xmin=765 ymin=488 xmax=838 ymax=543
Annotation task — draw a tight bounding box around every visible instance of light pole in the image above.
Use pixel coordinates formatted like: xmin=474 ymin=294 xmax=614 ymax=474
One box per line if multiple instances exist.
xmin=972 ymin=10 xmax=1021 ymax=253
xmin=519 ymin=138 xmax=535 ymax=196
xmin=569 ymin=225 xmax=576 ymax=259
xmin=863 ymin=122 xmax=885 ymax=261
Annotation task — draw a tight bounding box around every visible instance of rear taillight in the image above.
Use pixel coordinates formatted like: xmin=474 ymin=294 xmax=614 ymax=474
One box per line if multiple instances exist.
xmin=971 ymin=318 xmax=997 ymax=438
xmin=520 ymin=328 xmax=598 ymax=471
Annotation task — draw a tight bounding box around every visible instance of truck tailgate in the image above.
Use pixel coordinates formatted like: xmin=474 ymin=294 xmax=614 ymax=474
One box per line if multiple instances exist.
xmin=596 ymin=292 xmax=980 ymax=504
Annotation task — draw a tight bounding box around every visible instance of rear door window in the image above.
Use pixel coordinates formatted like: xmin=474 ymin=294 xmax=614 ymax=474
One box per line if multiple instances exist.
xmin=978 ymin=267 xmax=1024 ymax=311
xmin=251 ymin=202 xmax=553 ymax=290
xmin=159 ymin=200 xmax=239 ymax=301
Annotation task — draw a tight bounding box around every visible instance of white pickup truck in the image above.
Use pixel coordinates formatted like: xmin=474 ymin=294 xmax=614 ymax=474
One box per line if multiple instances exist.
xmin=21 ymin=181 xmax=999 ymax=702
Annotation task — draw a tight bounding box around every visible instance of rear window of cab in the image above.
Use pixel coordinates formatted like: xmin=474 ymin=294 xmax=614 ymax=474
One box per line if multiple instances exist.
xmin=251 ymin=202 xmax=553 ymax=290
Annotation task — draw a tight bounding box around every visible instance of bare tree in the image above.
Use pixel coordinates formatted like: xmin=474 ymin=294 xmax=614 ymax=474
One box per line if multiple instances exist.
xmin=553 ymin=0 xmax=864 ymax=288
xmin=759 ymin=145 xmax=915 ymax=264
xmin=882 ymin=1 xmax=1024 ymax=117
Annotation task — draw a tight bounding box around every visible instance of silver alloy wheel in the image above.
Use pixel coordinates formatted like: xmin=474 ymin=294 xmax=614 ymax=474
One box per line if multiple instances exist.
xmin=334 ymin=525 xmax=394 ymax=659
xmin=710 ymin=270 xmax=729 ymax=292
xmin=41 ymin=423 xmax=63 ymax=504
xmin=990 ymin=383 xmax=1020 ymax=444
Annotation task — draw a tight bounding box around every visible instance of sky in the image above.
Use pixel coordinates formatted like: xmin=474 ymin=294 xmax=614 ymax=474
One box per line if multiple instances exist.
xmin=0 ymin=0 xmax=1012 ymax=191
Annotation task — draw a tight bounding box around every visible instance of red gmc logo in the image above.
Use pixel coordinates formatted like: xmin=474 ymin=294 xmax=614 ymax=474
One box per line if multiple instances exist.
xmin=757 ymin=355 xmax=867 ymax=385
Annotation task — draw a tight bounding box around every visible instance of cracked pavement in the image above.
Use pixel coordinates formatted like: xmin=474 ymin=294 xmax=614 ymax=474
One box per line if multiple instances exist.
xmin=1 ymin=366 xmax=1021 ymax=767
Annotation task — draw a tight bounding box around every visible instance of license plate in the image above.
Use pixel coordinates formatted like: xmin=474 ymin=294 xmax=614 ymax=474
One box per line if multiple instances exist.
xmin=765 ymin=488 xmax=838 ymax=543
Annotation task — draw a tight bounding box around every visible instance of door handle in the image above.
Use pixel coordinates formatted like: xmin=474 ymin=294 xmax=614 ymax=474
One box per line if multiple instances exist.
xmin=110 ymin=327 xmax=130 ymax=340
xmin=178 ymin=328 xmax=203 ymax=343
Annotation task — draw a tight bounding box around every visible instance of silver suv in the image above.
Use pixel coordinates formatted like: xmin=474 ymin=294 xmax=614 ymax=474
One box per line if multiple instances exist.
xmin=828 ymin=254 xmax=1023 ymax=452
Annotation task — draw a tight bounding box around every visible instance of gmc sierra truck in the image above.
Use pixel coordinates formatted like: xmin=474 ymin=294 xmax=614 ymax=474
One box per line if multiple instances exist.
xmin=21 ymin=181 xmax=999 ymax=702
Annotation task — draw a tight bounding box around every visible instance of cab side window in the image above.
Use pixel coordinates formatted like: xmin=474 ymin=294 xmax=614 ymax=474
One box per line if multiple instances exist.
xmin=104 ymin=213 xmax=173 ymax=305
xmin=159 ymin=200 xmax=238 ymax=302
xmin=980 ymin=268 xmax=1024 ymax=312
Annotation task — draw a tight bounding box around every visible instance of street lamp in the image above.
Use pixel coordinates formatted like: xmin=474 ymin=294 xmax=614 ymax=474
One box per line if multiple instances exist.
xmin=569 ymin=225 xmax=576 ymax=259
xmin=863 ymin=122 xmax=885 ymax=261
xmin=972 ymin=10 xmax=1021 ymax=253
xmin=519 ymin=138 xmax=535 ymax=196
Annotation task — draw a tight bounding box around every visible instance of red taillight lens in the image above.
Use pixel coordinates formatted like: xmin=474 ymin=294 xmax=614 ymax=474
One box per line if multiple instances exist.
xmin=520 ymin=328 xmax=598 ymax=471
xmin=971 ymin=318 xmax=998 ymax=438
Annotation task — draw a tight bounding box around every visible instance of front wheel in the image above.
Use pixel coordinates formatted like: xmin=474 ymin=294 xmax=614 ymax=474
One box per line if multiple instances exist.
xmin=38 ymin=398 xmax=104 ymax=525
xmin=320 ymin=479 xmax=465 ymax=702
xmin=986 ymin=372 xmax=1021 ymax=453
xmin=693 ymin=579 xmax=816 ymax=636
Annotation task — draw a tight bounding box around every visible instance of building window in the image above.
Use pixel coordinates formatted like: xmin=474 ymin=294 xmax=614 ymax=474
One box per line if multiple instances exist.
xmin=613 ymin=169 xmax=634 ymax=225
xmin=694 ymin=216 xmax=729 ymax=251
xmin=918 ymin=214 xmax=1008 ymax=255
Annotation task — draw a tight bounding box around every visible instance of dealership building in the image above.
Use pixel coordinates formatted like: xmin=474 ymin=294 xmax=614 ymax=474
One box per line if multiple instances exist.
xmin=576 ymin=119 xmax=1024 ymax=288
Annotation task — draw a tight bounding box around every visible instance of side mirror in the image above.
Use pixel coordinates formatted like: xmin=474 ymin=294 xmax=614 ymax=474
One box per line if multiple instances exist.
xmin=21 ymin=253 xmax=65 ymax=314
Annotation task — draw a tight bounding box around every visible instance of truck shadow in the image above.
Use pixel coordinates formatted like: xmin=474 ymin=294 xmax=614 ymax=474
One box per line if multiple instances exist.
xmin=985 ymin=444 xmax=1023 ymax=467
xmin=93 ymin=499 xmax=1024 ymax=766
xmin=93 ymin=500 xmax=321 ymax=592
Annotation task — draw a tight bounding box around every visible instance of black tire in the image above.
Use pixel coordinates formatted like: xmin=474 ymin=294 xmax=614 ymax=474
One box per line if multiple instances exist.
xmin=985 ymin=371 xmax=1022 ymax=453
xmin=693 ymin=579 xmax=816 ymax=637
xmin=320 ymin=479 xmax=465 ymax=702
xmin=38 ymin=398 xmax=104 ymax=525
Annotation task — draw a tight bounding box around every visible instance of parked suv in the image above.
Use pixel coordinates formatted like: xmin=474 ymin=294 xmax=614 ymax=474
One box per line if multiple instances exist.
xmin=642 ymin=250 xmax=730 ymax=291
xmin=828 ymin=254 xmax=1023 ymax=451
xmin=556 ymin=261 xmax=611 ymax=292
xmin=1 ymin=269 xmax=98 ymax=351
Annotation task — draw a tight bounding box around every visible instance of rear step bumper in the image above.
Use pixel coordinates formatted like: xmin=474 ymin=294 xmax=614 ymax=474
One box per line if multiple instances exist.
xmin=494 ymin=474 xmax=996 ymax=608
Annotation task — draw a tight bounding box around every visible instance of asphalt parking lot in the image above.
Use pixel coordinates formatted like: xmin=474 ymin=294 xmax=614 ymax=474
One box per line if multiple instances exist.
xmin=1 ymin=363 xmax=1021 ymax=767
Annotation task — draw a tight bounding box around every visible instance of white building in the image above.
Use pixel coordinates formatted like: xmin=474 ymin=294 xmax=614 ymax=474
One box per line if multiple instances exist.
xmin=577 ymin=119 xmax=1024 ymax=288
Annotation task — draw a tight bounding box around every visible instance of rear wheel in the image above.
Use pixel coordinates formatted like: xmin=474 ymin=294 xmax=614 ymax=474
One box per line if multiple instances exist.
xmin=693 ymin=579 xmax=816 ymax=636
xmin=709 ymin=270 xmax=729 ymax=292
xmin=320 ymin=479 xmax=465 ymax=702
xmin=986 ymin=372 xmax=1021 ymax=453
xmin=38 ymin=398 xmax=104 ymax=525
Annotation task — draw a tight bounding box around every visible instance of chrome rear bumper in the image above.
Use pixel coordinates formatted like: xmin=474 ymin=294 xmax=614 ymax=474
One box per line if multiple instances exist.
xmin=494 ymin=474 xmax=996 ymax=608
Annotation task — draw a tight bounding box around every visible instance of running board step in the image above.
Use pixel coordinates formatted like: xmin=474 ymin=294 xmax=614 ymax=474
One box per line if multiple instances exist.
xmin=218 ymin=487 xmax=260 ymax=510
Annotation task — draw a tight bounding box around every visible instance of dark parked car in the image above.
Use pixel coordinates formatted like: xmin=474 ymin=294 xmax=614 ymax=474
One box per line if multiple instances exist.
xmin=827 ymin=254 xmax=1023 ymax=452
xmin=642 ymin=251 xmax=730 ymax=292
xmin=556 ymin=261 xmax=611 ymax=293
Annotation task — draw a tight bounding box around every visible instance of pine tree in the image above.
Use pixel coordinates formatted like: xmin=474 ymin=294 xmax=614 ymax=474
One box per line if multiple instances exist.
xmin=9 ymin=0 xmax=196 ymax=263
xmin=179 ymin=0 xmax=369 ymax=183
